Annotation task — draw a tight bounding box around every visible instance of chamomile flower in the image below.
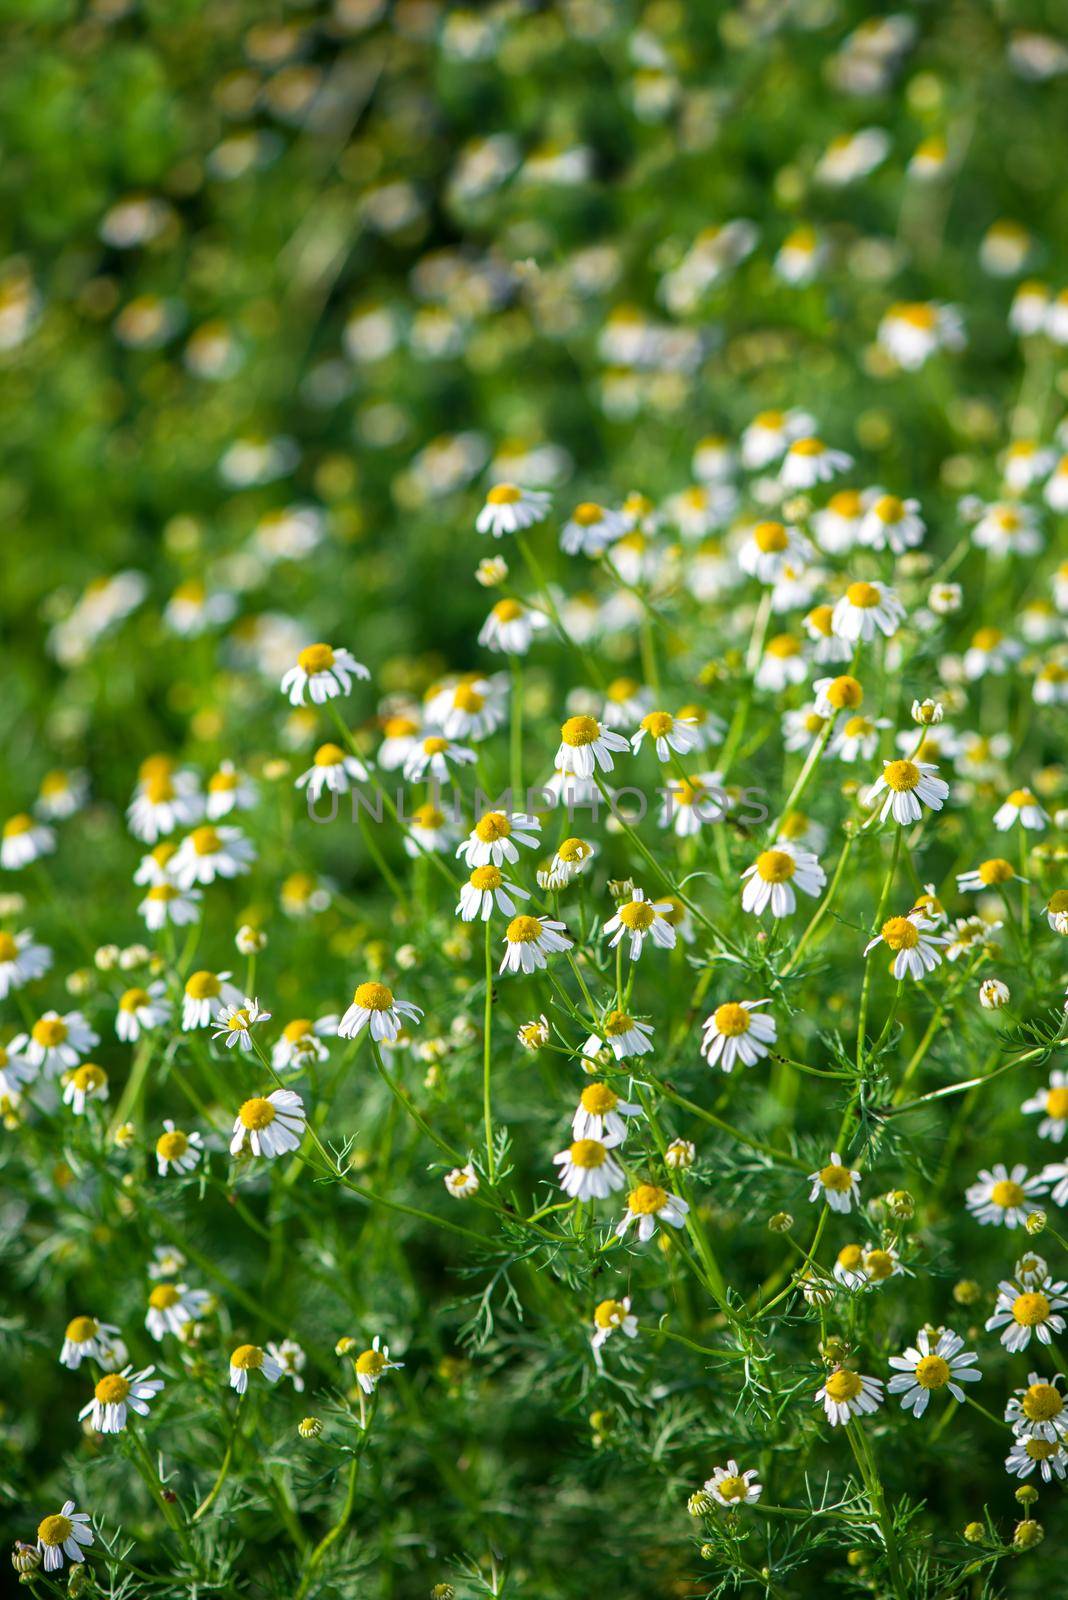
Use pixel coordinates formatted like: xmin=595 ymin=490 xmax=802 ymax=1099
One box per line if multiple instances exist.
xmin=353 ymin=1336 xmax=403 ymax=1395
xmin=740 ymin=408 xmax=815 ymax=469
xmin=877 ymin=301 xmax=964 ymax=368
xmin=61 ymin=1063 xmax=108 ymax=1115
xmin=864 ymin=912 xmax=944 ymax=980
xmin=404 ymin=803 xmax=459 ymax=858
xmin=280 ymin=643 xmax=370 ymax=706
xmin=869 ymin=758 xmax=949 ymax=824
xmin=803 ymin=604 xmax=852 ymax=664
xmin=296 ymin=743 xmax=370 ymax=801
xmin=35 ymin=769 xmax=88 ymax=820
xmin=741 ymin=843 xmax=825 ymax=918
xmin=815 ymin=1367 xmax=884 ymax=1427
xmin=957 ymin=857 xmax=1017 ymax=894
xmin=987 ymin=1276 xmax=1068 ymax=1351
xmin=115 ymin=981 xmax=170 ymax=1042
xmin=615 ymin=1181 xmax=689 ymax=1240
xmin=972 ymin=501 xmax=1043 ymax=558
xmin=431 ymin=675 xmax=507 ymax=742
xmin=155 ymin=1120 xmax=204 ymax=1176
xmin=475 ymin=482 xmax=550 ymax=537
xmin=965 ymin=1163 xmax=1047 ymax=1227
xmin=780 ymin=436 xmax=853 ymax=489
xmin=145 ymin=1281 xmax=211 ymax=1341
xmin=545 ymin=836 xmax=596 ymax=885
xmin=700 ymin=1000 xmax=776 ymax=1073
xmin=478 ymin=597 xmax=549 ymax=654
xmin=993 ymin=787 xmax=1049 ymax=831
xmin=831 ymin=580 xmax=905 ymax=642
xmin=230 ymin=1089 xmax=307 ymax=1159
xmin=829 ymin=713 xmax=890 ymax=763
xmin=80 ymin=1365 xmax=163 ymax=1434
xmin=704 ymin=1461 xmax=763 ymax=1508
xmin=1 ymin=814 xmax=56 ymax=870
xmin=272 ymin=1016 xmax=336 ymax=1071
xmin=172 ymin=824 xmax=255 ymax=888
xmin=1005 ymin=1374 xmax=1068 ymax=1441
xmin=14 ymin=1010 xmax=99 ymax=1077
xmin=338 ymin=982 xmax=423 ymax=1042
xmin=630 ymin=710 xmax=701 ymax=762
xmin=591 ymin=1296 xmax=638 ymax=1352
xmin=35 ymin=1500 xmax=94 ymax=1571
xmin=456 ymin=864 xmax=529 ymax=921
xmin=858 ymin=493 xmax=925 ymax=554
xmin=59 ymin=1316 xmax=120 ymax=1370
xmin=266 ymin=1339 xmax=307 ymax=1391
xmin=833 ymin=1243 xmax=870 ymax=1291
xmin=812 ymin=489 xmax=864 ymax=554
xmin=1040 ymin=1161 xmax=1068 ymax=1207
xmin=755 ymin=633 xmax=807 ymax=691
xmin=229 ymin=1343 xmax=283 ymax=1393
xmin=403 ymin=732 xmax=478 ymax=782
xmin=444 ymin=1163 xmax=481 ymax=1198
xmin=205 ymin=761 xmax=257 ymax=819
xmin=213 ymin=997 xmax=271 ymax=1051
xmin=458 ymin=811 xmax=541 ymax=868
xmin=0 ymin=928 xmax=52 ymax=996
xmin=182 ymin=970 xmax=241 ymax=1030
xmin=571 ymin=1082 xmax=641 ymax=1142
xmin=1006 ymin=1435 xmax=1068 ymax=1482
xmin=944 ymin=914 xmax=1002 ymax=962
xmin=962 ymin=626 xmax=1024 ymax=679
xmin=887 ymin=1328 xmax=981 ymax=1416
xmin=603 ymin=888 xmax=677 ymax=959
xmin=1046 ymin=891 xmax=1068 ymax=934
xmin=738 ymin=519 xmax=813 ymax=583
xmin=560 ymin=501 xmax=626 ymax=556
xmin=584 ymin=1010 xmax=654 ymax=1060
xmin=133 ymin=842 xmax=180 ymax=886
xmin=1021 ymin=1072 xmax=1068 ymax=1141
xmin=377 ymin=713 xmax=421 ymax=771
xmin=554 ymin=715 xmax=630 ymax=777
xmin=808 ymin=1152 xmax=861 ymax=1214
xmin=553 ymin=1135 xmax=625 ymax=1200
xmin=500 ymin=914 xmax=573 ymax=975
xmin=659 ymin=772 xmax=728 ymax=836
xmin=126 ymin=764 xmax=201 ymax=843
xmin=139 ymin=881 xmax=202 ymax=929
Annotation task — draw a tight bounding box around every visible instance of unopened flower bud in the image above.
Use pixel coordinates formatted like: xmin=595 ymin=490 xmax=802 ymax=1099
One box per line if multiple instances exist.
xmin=885 ymin=1189 xmax=915 ymax=1221
xmin=335 ymin=1336 xmax=357 ymax=1357
xmin=1026 ymin=1211 xmax=1047 ymax=1235
xmin=11 ymin=1544 xmax=41 ymax=1575
xmin=236 ymin=923 xmax=267 ymax=954
xmin=113 ymin=1121 xmax=136 ymax=1149
xmin=953 ymin=1279 xmax=981 ymax=1306
xmin=298 ymin=1416 xmax=323 ymax=1438
xmin=688 ymin=1490 xmax=713 ymax=1517
xmin=120 ymin=943 xmax=150 ymax=970
xmin=1015 ymin=1484 xmax=1039 ymax=1506
xmin=820 ymin=1336 xmax=850 ymax=1365
xmin=979 ymin=978 xmax=1010 ymax=1010
xmin=963 ymin=1522 xmax=985 ymax=1544
xmin=768 ymin=1211 xmax=793 ymax=1233
xmin=666 ymin=1138 xmax=696 ymax=1170
xmin=1013 ymin=1518 xmax=1043 ymax=1550
xmin=911 ymin=697 xmax=944 ymax=726
xmin=94 ymin=944 xmax=121 ymax=971
xmin=431 ymin=1586 xmax=457 ymax=1600
xmin=475 ymin=557 xmax=508 ymax=588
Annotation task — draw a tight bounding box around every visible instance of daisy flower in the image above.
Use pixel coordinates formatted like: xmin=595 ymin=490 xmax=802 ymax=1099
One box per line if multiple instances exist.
xmin=833 ymin=1243 xmax=869 ymax=1291
xmin=266 ymin=1339 xmax=306 ymax=1391
xmin=353 ymin=1335 xmax=403 ymax=1395
xmin=0 ymin=928 xmax=52 ymax=996
xmin=171 ymin=824 xmax=255 ymax=888
xmin=155 ymin=1120 xmax=204 ymax=1176
xmin=280 ymin=643 xmax=370 ymax=706
xmin=965 ymin=1163 xmax=1047 ymax=1227
xmin=887 ymin=1328 xmax=981 ymax=1416
xmin=338 ymin=981 xmax=423 ymax=1042
xmin=545 ymin=836 xmax=596 ymax=885
xmin=212 ymin=997 xmax=272 ymax=1051
xmin=296 ymin=743 xmax=370 ymax=802
xmin=126 ymin=767 xmax=201 ymax=844
xmin=377 ymin=713 xmax=421 ymax=771
xmin=857 ymin=493 xmax=925 ymax=554
xmin=869 ymin=758 xmax=949 ymax=824
xmin=803 ymin=604 xmax=852 ymax=664
xmin=553 ymin=1136 xmax=625 ymax=1200
xmin=737 ymin=519 xmax=813 ymax=583
xmin=456 ymin=864 xmax=529 ymax=922
xmin=1 ymin=814 xmax=56 ymax=870
xmin=630 ymin=710 xmax=701 ymax=763
xmin=591 ymin=1296 xmax=638 ymax=1352
xmin=182 ymin=970 xmax=241 ymax=1030
xmin=14 ymin=1010 xmax=99 ymax=1077
xmin=956 ymin=857 xmax=1017 ymax=894
xmin=475 ymin=482 xmax=551 ymax=537
xmin=877 ymin=301 xmax=964 ymax=368
xmin=704 ymin=1461 xmax=763 ymax=1508
xmin=478 ymin=597 xmax=549 ymax=654
xmin=700 ymin=1000 xmax=776 ymax=1073
xmin=1006 ymin=1435 xmax=1068 ymax=1482
xmin=1022 ymin=1072 xmax=1068 ymax=1142
xmin=993 ymin=786 xmax=1049 ymax=832
xmin=80 ymin=1365 xmax=163 ymax=1434
xmin=1005 ymin=1374 xmax=1068 ymax=1441
xmin=829 ymin=713 xmax=889 ymax=763
xmin=205 ymin=761 xmax=256 ymax=819
xmin=584 ymin=1009 xmax=654 ymax=1060
xmin=444 ymin=1163 xmax=481 ymax=1198
xmin=815 ymin=1367 xmax=884 ymax=1427
xmin=987 ymin=1275 xmax=1068 ymax=1352
xmin=571 ymin=1082 xmax=641 ymax=1142
xmin=1047 ymin=891 xmax=1068 ymax=933
xmin=35 ymin=768 xmax=89 ymax=821
xmin=808 ymin=1152 xmax=861 ymax=1214
xmin=229 ymin=1343 xmax=283 ymax=1393
xmin=272 ymin=1016 xmax=336 ymax=1071
xmin=943 ymin=914 xmax=1002 ymax=962
xmin=560 ymin=501 xmax=626 ymax=556
xmin=962 ymin=626 xmax=1024 ymax=679
xmin=864 ymin=912 xmax=944 ymax=980
xmin=831 ymin=580 xmax=905 ymax=643
xmin=116 ymin=980 xmax=170 ymax=1042
xmin=740 ymin=408 xmax=815 ymax=469
xmin=139 ymin=882 xmax=202 ymax=930
xmin=62 ymin=1063 xmax=109 ymax=1115
xmin=145 ymin=1282 xmax=211 ymax=1341
xmin=659 ymin=773 xmax=728 ymax=836
xmin=741 ymin=844 xmax=825 ymax=918
xmin=603 ymin=888 xmax=677 ymax=960
xmin=780 ymin=436 xmax=852 ymax=489
xmin=972 ymin=501 xmax=1043 ymax=558
xmin=60 ymin=1316 xmax=120 ymax=1370
xmin=403 ymin=802 xmax=459 ymax=859
xmin=674 ymin=702 xmax=725 ymax=751
xmin=812 ymin=489 xmax=864 ymax=554
xmin=402 ymin=732 xmax=478 ymax=783
xmin=499 ymin=913 xmax=573 ymax=975
xmin=615 ymin=1182 xmax=689 ymax=1241
xmin=1040 ymin=1161 xmax=1068 ymax=1207
xmin=554 ymin=715 xmax=630 ymax=777
xmin=431 ymin=675 xmax=507 ymax=742
xmin=602 ymin=677 xmax=652 ymax=728
xmin=230 ymin=1089 xmax=307 ymax=1159
xmin=755 ymin=633 xmax=807 ymax=692
xmin=458 ymin=810 xmax=541 ymax=868
xmin=35 ymin=1500 xmax=94 ymax=1571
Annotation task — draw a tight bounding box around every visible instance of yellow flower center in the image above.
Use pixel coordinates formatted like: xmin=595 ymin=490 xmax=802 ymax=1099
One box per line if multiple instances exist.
xmin=640 ymin=711 xmax=675 ymax=738
xmin=754 ymin=520 xmax=789 ymax=552
xmin=0 ymin=932 xmax=18 ymax=961
xmin=837 ymin=1244 xmax=864 ymax=1270
xmin=492 ymin=598 xmax=523 ymax=622
xmin=239 ymin=1096 xmax=276 ymax=1131
xmin=149 ymin=1284 xmax=181 ymax=1310
xmin=297 ymin=643 xmax=335 ymax=674
xmin=569 ymin=1139 xmax=608 ymax=1169
xmin=824 ymin=1369 xmax=862 ymax=1402
xmin=573 ymin=502 xmax=605 ymax=526
xmin=766 ymin=633 xmax=799 ymax=658
xmin=422 ymin=736 xmax=449 ymax=755
xmin=804 ymin=712 xmax=827 ymax=735
xmin=846 ymin=581 xmax=881 ymax=609
xmin=1008 ymin=788 xmax=1035 ymax=808
xmin=607 ymin=677 xmax=640 ymax=702
xmin=1047 ymin=890 xmax=1068 ymax=914
xmin=628 ymin=1183 xmax=667 ymax=1215
xmin=190 ymin=826 xmax=222 ymax=856
xmin=1023 ymin=1383 xmax=1063 ymax=1422
xmin=825 ymin=675 xmax=863 ymax=710
xmin=231 ymin=1343 xmax=264 ymax=1371
xmin=561 ymin=715 xmax=600 ymax=747
xmin=991 ymin=1179 xmax=1026 ymax=1209
xmin=873 ymin=494 xmax=905 ymax=523
xmin=71 ymin=1064 xmax=105 ymax=1092
xmin=603 ymin=1009 xmax=634 ymax=1037
xmin=978 ymin=858 xmax=1014 ymax=885
xmin=863 ymin=1249 xmax=895 ymax=1281
xmin=474 ymin=811 xmax=511 ymax=842
xmin=355 ymin=1348 xmax=386 ymax=1377
xmin=156 ymin=1129 xmax=190 ymax=1161
xmin=37 ymin=1514 xmax=73 ymax=1547
xmin=713 ymin=1002 xmax=751 ymax=1037
xmin=146 ymin=884 xmax=178 ymax=902
xmin=3 ymin=813 xmax=33 ymax=837
xmin=354 ymin=982 xmax=394 ymax=1010
xmin=119 ymin=987 xmax=150 ymax=1012
xmin=208 ymin=768 xmax=238 ymax=792
xmin=755 ymin=409 xmax=784 ymax=428
xmin=914 ymin=1355 xmax=950 ymax=1390
xmin=383 ymin=715 xmax=417 ymax=739
xmin=580 ymin=1083 xmax=618 ymax=1115
xmin=881 ymin=916 xmax=919 ymax=951
xmin=717 ymin=1474 xmax=749 ymax=1502
xmin=65 ymin=1316 xmax=98 ymax=1343
xmin=1047 ymin=1088 xmax=1068 ymax=1120
xmin=94 ymin=1373 xmax=131 ymax=1405
xmin=618 ymin=899 xmax=656 ymax=930
xmin=819 ymin=1163 xmax=853 ymax=1192
xmin=314 ymin=742 xmax=346 ymax=767
xmin=843 ymin=716 xmax=872 ymax=739
xmin=791 ymin=436 xmax=823 ymax=457
xmin=453 ymin=684 xmax=485 ymax=713
xmin=470 ymin=865 xmax=504 ymax=891
xmin=1014 ymin=1292 xmax=1052 ymax=1327
xmin=185 ymin=971 xmax=222 ymax=1001
xmin=898 ymin=303 xmax=937 ymax=329
xmin=411 ymin=804 xmax=444 ymax=829
xmin=557 ymin=837 xmax=591 ymax=863
xmin=506 ymin=915 xmax=543 ymax=944
xmin=883 ymin=759 xmax=920 ymax=793
xmin=828 ymin=490 xmax=862 ymax=516
xmin=487 ymin=483 xmax=522 ymax=504
xmin=283 ymin=1019 xmax=313 ymax=1043
xmin=756 ymin=850 xmax=796 ymax=884
xmin=593 ymin=1298 xmax=623 ymax=1329
xmin=972 ymin=626 xmax=1002 ymax=651
xmin=32 ymin=1017 xmax=67 ymax=1047
xmin=1026 ymin=1438 xmax=1060 ymax=1460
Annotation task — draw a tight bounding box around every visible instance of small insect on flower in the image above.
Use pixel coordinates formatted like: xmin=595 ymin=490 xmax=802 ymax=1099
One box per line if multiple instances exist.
xmin=266 ymin=1339 xmax=307 ymax=1391
xmin=457 ymin=810 xmax=541 ymax=869
xmin=571 ymin=1082 xmax=641 ymax=1143
xmin=155 ymin=1119 xmax=204 ymax=1177
xmin=213 ymin=997 xmax=272 ymax=1051
xmin=229 ymin=1343 xmax=283 ymax=1393
xmin=280 ymin=642 xmax=370 ymax=706
xmin=887 ymin=1328 xmax=981 ymax=1416
xmin=615 ymin=1181 xmax=689 ymax=1241
xmin=704 ymin=1460 xmax=763 ymax=1507
xmin=591 ymin=1295 xmax=638 ymax=1351
xmin=602 ymin=888 xmax=677 ymax=960
xmin=1022 ymin=1072 xmax=1068 ymax=1142
xmin=145 ymin=1281 xmax=212 ymax=1341
xmin=35 ymin=1500 xmax=94 ymax=1571
xmin=808 ymin=1152 xmax=861 ymax=1214
xmin=1006 ymin=1435 xmax=1068 ymax=1483
xmin=584 ymin=1009 xmax=654 ymax=1060
xmin=1 ymin=813 xmax=56 ymax=870
xmin=444 ymin=1163 xmax=480 ymax=1198
xmin=831 ymin=580 xmax=905 ymax=643
xmin=700 ymin=999 xmax=776 ymax=1073
xmin=864 ymin=912 xmax=944 ymax=980
xmin=815 ymin=1367 xmax=884 ymax=1427
xmin=79 ymin=1365 xmax=163 ymax=1434
xmin=1005 ymin=1374 xmax=1068 ymax=1441
xmin=338 ymin=981 xmax=423 ymax=1042
xmin=296 ymin=743 xmax=370 ymax=801
xmin=986 ymin=1273 xmax=1068 ymax=1351
xmin=59 ymin=1316 xmax=120 ymax=1370
xmin=115 ymin=980 xmax=171 ymax=1043
xmin=0 ymin=928 xmax=52 ymax=997
xmin=741 ymin=844 xmax=825 ymax=919
xmin=500 ymin=913 xmax=573 ymax=975
xmin=554 ymin=714 xmax=630 ymax=777
xmin=966 ymin=1164 xmax=1048 ymax=1227
xmin=869 ymin=757 xmax=949 ymax=825
xmin=61 ymin=1062 xmax=108 ymax=1115
xmin=230 ymin=1089 xmax=306 ymax=1159
xmin=993 ymin=787 xmax=1049 ymax=832
xmin=553 ymin=1136 xmax=626 ymax=1201
xmin=172 ymin=824 xmax=256 ymax=889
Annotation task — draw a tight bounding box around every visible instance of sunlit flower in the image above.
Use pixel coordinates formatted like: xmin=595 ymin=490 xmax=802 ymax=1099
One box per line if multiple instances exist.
xmin=296 ymin=743 xmax=370 ymax=802
xmin=145 ymin=1281 xmax=210 ymax=1341
xmin=478 ymin=597 xmax=549 ymax=654
xmin=993 ymin=786 xmax=1049 ymax=831
xmin=182 ymin=969 xmax=241 ymax=1030
xmin=808 ymin=1152 xmax=861 ymax=1214
xmin=172 ymin=824 xmax=255 ymax=889
xmin=205 ymin=761 xmax=257 ymax=820
xmin=338 ymin=981 xmax=423 ymax=1042
xmin=500 ymin=913 xmax=573 ymax=975
xmin=475 ymin=483 xmax=550 ymax=537
xmin=584 ymin=1009 xmax=654 ymax=1060
xmin=272 ymin=1016 xmax=336 ymax=1071
xmin=603 ymin=888 xmax=677 ymax=960
xmin=14 ymin=1010 xmax=99 ymax=1077
xmin=887 ymin=1328 xmax=981 ymax=1416
xmin=741 ymin=843 xmax=825 ymax=918
xmin=444 ymin=1163 xmax=481 ymax=1198
xmin=864 ymin=912 xmax=944 ymax=980
xmin=554 ymin=714 xmax=630 ymax=777
xmin=80 ymin=1364 xmax=163 ymax=1434
xmin=0 ymin=928 xmax=52 ymax=997
xmin=615 ymin=1181 xmax=689 ymax=1241
xmin=1005 ymin=1373 xmax=1068 ymax=1441
xmin=780 ymin=437 xmax=852 ymax=489
xmin=738 ymin=519 xmax=812 ymax=583
xmin=155 ymin=1120 xmax=204 ymax=1177
xmin=571 ymin=1082 xmax=641 ymax=1142
xmin=560 ymin=501 xmax=626 ymax=556
xmin=869 ymin=758 xmax=948 ymax=824
xmin=139 ymin=881 xmax=202 ymax=929
xmin=280 ymin=643 xmax=370 ymax=705
xmin=965 ymin=1163 xmax=1047 ymax=1227
xmin=591 ymin=1295 xmax=638 ymax=1352
xmin=831 ymin=580 xmax=905 ymax=643
xmin=35 ymin=1500 xmax=94 ymax=1571
xmin=230 ymin=1089 xmax=306 ymax=1159
xmin=116 ymin=980 xmax=170 ymax=1042
xmin=353 ymin=1335 xmax=403 ymax=1395
xmin=229 ymin=1343 xmax=283 ymax=1393
xmin=458 ymin=811 xmax=541 ymax=868
xmin=266 ymin=1339 xmax=307 ymax=1391
xmin=1006 ymin=1435 xmax=1068 ymax=1482
xmin=403 ymin=731 xmax=478 ymax=782
xmin=987 ymin=1274 xmax=1068 ymax=1352
xmin=877 ymin=301 xmax=964 ymax=368
xmin=213 ymin=996 xmax=271 ymax=1051
xmin=60 ymin=1315 xmax=120 ymax=1370
xmin=457 ymin=864 xmax=529 ymax=921
xmin=61 ymin=1062 xmax=109 ymax=1115
xmin=815 ymin=1366 xmax=883 ymax=1426
xmin=700 ymin=1000 xmax=776 ymax=1073
xmin=553 ymin=1135 xmax=625 ymax=1200
xmin=704 ymin=1460 xmax=763 ymax=1507
xmin=1 ymin=814 xmax=56 ymax=870
xmin=630 ymin=710 xmax=701 ymax=762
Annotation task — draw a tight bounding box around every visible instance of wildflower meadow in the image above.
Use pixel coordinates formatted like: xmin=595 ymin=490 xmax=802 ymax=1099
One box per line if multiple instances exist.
xmin=5 ymin=2 xmax=1068 ymax=1597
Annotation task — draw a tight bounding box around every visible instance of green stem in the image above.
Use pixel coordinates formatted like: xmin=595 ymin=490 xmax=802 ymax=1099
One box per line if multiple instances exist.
xmin=483 ymin=918 xmax=496 ymax=1183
